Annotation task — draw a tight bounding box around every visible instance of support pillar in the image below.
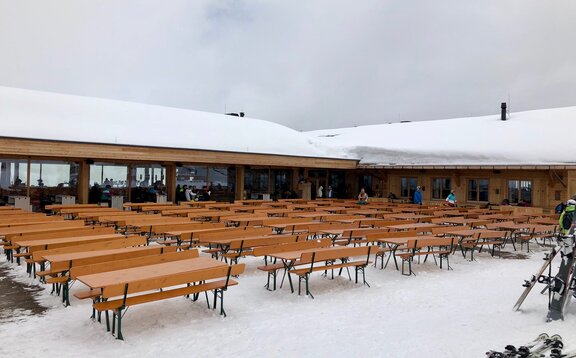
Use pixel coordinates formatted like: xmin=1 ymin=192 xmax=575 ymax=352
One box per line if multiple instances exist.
xmin=166 ymin=164 xmax=177 ymax=203
xmin=78 ymin=160 xmax=90 ymax=204
xmin=235 ymin=166 xmax=245 ymax=201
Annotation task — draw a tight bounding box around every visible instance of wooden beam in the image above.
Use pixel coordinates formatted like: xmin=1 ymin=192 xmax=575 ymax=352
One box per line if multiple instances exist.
xmin=0 ymin=138 xmax=357 ymax=169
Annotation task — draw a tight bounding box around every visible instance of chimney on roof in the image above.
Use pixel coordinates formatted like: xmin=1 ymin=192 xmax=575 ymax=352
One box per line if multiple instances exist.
xmin=501 ymin=102 xmax=507 ymax=121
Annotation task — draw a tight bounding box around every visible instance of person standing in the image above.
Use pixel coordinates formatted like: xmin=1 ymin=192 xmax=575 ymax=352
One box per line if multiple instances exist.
xmin=317 ymin=185 xmax=324 ymax=198
xmin=445 ymin=190 xmax=457 ymax=207
xmin=327 ymin=186 xmax=334 ymax=198
xmin=414 ymin=186 xmax=423 ymax=205
xmin=559 ymin=198 xmax=576 ymax=234
xmin=357 ymin=188 xmax=369 ymax=205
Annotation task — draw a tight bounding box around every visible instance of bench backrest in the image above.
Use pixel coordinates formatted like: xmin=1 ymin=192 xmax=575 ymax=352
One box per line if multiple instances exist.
xmin=196 ymin=227 xmax=272 ymax=241
xmin=341 ymin=228 xmax=391 ymax=239
xmin=322 ymin=215 xmax=363 ymax=222
xmin=406 ymin=237 xmax=456 ymax=250
xmin=265 ymin=217 xmax=317 ymax=225
xmin=531 ymin=225 xmax=558 ymax=234
xmin=300 ymin=245 xmax=375 ymax=264
xmin=7 ymin=226 xmax=114 ymax=243
xmin=70 ymin=249 xmax=199 ymax=279
xmin=252 ymin=238 xmax=331 ymax=257
xmin=0 ymin=220 xmax=85 ymax=237
xmin=0 ymin=215 xmax=64 ymax=225
xmin=374 ymin=219 xmax=417 ymax=228
xmin=431 ymin=225 xmax=471 ymax=236
xmin=364 ymin=230 xmax=418 ymax=241
xmin=31 ymin=235 xmax=145 ymax=261
xmin=228 ymin=234 xmax=301 ymax=250
xmin=101 ymin=263 xmax=246 ymax=298
xmin=51 ymin=246 xmax=177 ymax=271
xmin=473 ymin=231 xmax=510 ymax=240
xmin=305 ymin=222 xmax=359 ymax=232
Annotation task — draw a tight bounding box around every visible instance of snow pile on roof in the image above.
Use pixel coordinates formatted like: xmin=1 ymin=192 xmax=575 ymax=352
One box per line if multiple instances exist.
xmin=0 ymin=86 xmax=324 ymax=158
xmin=308 ymin=107 xmax=576 ymax=166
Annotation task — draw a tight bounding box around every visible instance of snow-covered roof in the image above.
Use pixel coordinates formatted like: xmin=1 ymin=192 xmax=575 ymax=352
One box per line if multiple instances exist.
xmin=0 ymin=86 xmax=328 ymax=158
xmin=308 ymin=107 xmax=576 ymax=167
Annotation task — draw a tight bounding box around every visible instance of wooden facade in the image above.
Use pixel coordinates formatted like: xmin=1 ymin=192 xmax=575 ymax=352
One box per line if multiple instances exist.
xmin=348 ymin=167 xmax=576 ymax=211
xmin=0 ymin=137 xmax=358 ymax=205
xmin=0 ymin=137 xmax=572 ymax=211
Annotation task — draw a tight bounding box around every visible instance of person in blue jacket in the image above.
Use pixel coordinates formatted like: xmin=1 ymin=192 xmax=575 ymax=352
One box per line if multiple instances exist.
xmin=413 ymin=186 xmax=423 ymax=205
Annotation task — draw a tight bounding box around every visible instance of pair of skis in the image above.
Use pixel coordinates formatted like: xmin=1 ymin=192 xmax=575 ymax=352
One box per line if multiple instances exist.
xmin=486 ymin=333 xmax=563 ymax=357
xmin=513 ymin=231 xmax=576 ymax=321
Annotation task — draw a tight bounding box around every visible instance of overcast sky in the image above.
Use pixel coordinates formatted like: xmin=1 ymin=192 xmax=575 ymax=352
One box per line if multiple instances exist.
xmin=1 ymin=1 xmax=575 ymax=131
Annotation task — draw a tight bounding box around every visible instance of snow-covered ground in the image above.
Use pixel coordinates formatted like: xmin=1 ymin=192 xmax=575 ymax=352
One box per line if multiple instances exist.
xmin=1 ymin=247 xmax=575 ymax=358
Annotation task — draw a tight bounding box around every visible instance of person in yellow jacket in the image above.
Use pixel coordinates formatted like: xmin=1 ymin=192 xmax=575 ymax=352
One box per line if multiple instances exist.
xmin=559 ymin=199 xmax=576 ymax=234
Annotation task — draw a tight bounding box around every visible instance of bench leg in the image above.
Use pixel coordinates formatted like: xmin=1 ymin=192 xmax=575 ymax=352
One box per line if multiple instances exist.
xmin=105 ymin=310 xmax=110 ymax=332
xmin=116 ymin=308 xmax=124 ymax=340
xmin=211 ymin=289 xmax=227 ymax=317
xmin=63 ymin=281 xmax=70 ymax=307
xmin=401 ymin=258 xmax=414 ymax=276
xmin=304 ymin=274 xmax=314 ymax=299
xmin=204 ymin=290 xmax=211 ymax=309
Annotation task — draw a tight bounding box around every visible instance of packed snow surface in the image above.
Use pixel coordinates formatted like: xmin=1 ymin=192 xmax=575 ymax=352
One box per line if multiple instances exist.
xmin=0 ymin=86 xmax=324 ymax=158
xmin=1 ymin=248 xmax=576 ymax=358
xmin=308 ymin=107 xmax=576 ymax=166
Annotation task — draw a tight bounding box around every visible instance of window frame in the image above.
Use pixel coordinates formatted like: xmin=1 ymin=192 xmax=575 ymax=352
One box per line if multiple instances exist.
xmin=467 ymin=178 xmax=489 ymax=202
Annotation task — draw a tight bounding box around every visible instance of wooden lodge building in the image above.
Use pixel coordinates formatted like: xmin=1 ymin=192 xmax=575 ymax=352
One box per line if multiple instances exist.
xmin=1 ymin=86 xmax=575 ymax=212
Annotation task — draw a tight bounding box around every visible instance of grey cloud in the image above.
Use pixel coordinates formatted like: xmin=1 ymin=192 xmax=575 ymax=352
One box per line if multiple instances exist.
xmin=0 ymin=0 xmax=575 ymax=131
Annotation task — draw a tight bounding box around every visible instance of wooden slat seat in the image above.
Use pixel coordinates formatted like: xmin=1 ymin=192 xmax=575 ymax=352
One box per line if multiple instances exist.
xmin=252 ymin=238 xmax=331 ymax=290
xmin=87 ymin=263 xmax=245 ymax=340
xmin=289 ymin=245 xmax=376 ymax=298
xmin=460 ymin=231 xmax=510 ymax=259
xmin=74 ymin=288 xmax=102 ymax=300
xmin=397 ymin=237 xmax=456 ymax=276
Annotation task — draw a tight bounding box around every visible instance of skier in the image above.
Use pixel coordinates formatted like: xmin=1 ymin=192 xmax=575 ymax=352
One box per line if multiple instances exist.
xmin=559 ymin=198 xmax=576 ymax=234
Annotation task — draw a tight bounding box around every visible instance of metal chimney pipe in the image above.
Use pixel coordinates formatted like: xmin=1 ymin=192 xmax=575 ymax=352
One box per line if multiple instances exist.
xmin=501 ymin=102 xmax=507 ymax=121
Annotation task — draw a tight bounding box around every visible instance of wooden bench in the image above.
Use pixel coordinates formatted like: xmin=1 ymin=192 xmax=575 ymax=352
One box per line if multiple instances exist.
xmin=70 ymin=250 xmax=200 ymax=305
xmin=396 ymin=237 xmax=456 ymax=276
xmin=431 ymin=225 xmax=471 ymax=237
xmin=368 ymin=230 xmax=418 ymax=269
xmin=39 ymin=245 xmax=175 ymax=305
xmin=289 ymin=245 xmax=376 ymax=298
xmin=2 ymin=223 xmax=95 ymax=263
xmin=460 ymin=230 xmax=510 ymax=259
xmin=89 ymin=262 xmax=245 ymax=340
xmin=28 ymin=235 xmax=146 ymax=276
xmin=334 ymin=228 xmax=391 ymax=246
xmin=253 ymin=238 xmax=332 ymax=290
xmin=196 ymin=227 xmax=273 ymax=257
xmin=517 ymin=225 xmax=558 ymax=252
xmin=222 ymin=234 xmax=304 ymax=263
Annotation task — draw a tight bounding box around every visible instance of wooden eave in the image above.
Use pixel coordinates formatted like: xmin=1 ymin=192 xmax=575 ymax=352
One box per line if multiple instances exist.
xmin=0 ymin=137 xmax=358 ymax=169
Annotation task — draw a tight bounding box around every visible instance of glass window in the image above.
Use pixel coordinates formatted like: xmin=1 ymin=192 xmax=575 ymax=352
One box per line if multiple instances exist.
xmin=209 ymin=166 xmax=236 ymax=202
xmin=359 ymin=175 xmax=373 ymax=197
xmin=29 ymin=160 xmax=79 ymax=211
xmin=0 ymin=159 xmax=28 ymax=205
xmin=468 ymin=179 xmax=489 ymax=202
xmin=432 ymin=178 xmax=451 ymax=200
xmin=244 ymin=168 xmax=269 ymax=200
xmin=130 ymin=164 xmax=166 ymax=203
xmin=508 ymin=180 xmax=532 ymax=205
xmin=89 ymin=162 xmax=129 ymax=203
xmin=271 ymin=169 xmax=292 ymax=199
xmin=329 ymin=170 xmax=346 ymax=199
xmin=400 ymin=177 xmax=417 ymax=199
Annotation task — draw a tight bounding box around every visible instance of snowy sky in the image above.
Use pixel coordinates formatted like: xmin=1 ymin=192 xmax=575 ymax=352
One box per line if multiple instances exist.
xmin=1 ymin=0 xmax=576 ymax=131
